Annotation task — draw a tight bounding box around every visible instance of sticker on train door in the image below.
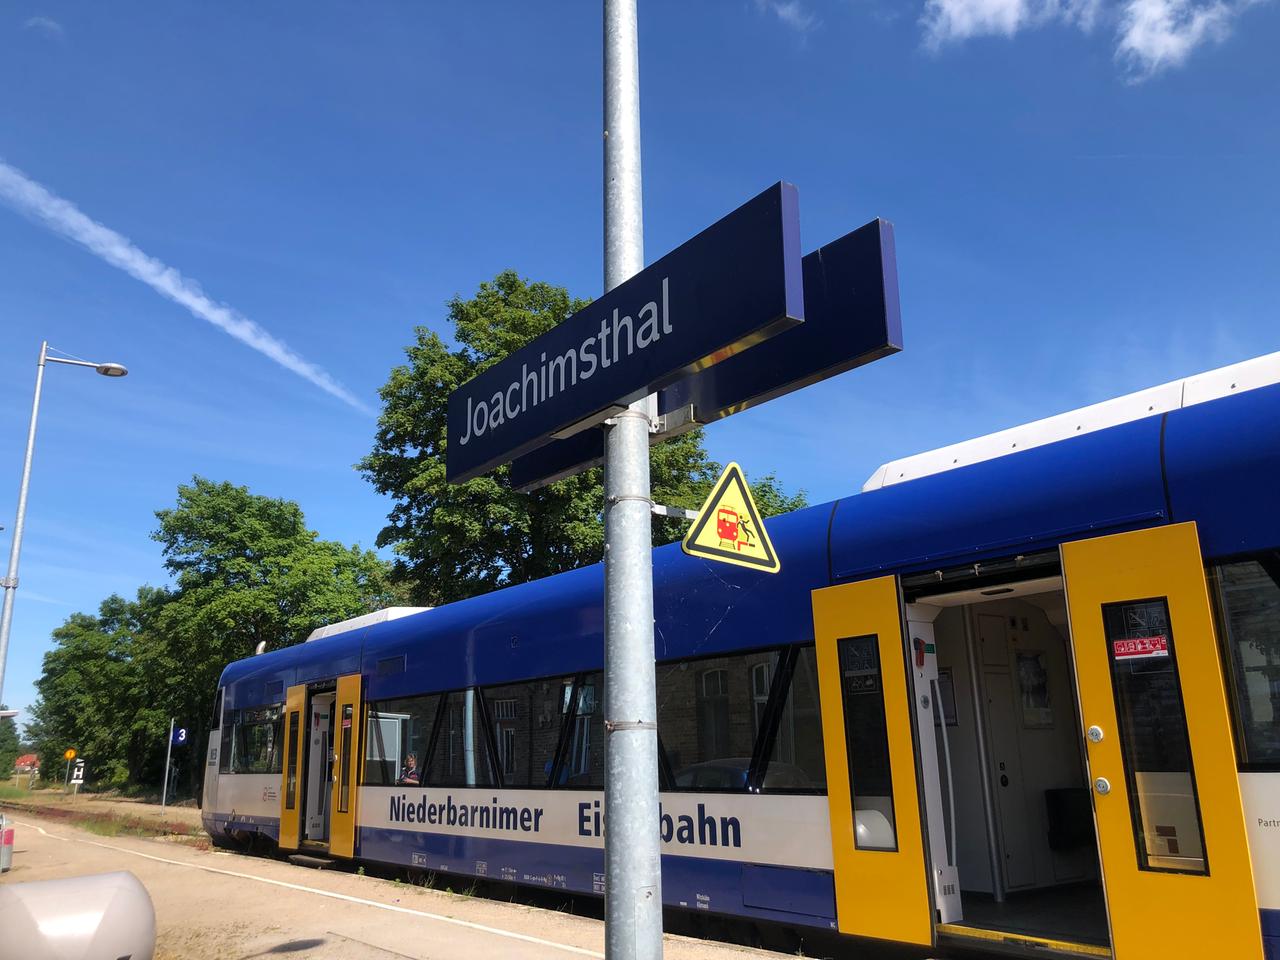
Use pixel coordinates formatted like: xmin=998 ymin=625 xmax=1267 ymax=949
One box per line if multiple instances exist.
xmin=1111 ymin=635 xmax=1168 ymax=659
xmin=681 ymin=462 xmax=780 ymax=573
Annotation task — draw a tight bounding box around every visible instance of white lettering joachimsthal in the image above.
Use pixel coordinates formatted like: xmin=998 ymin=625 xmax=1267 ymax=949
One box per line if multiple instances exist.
xmin=457 ymin=277 xmax=672 ymax=446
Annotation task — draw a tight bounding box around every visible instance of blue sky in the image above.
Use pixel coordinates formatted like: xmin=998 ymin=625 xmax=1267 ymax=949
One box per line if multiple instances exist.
xmin=1 ymin=1 xmax=1277 ymax=720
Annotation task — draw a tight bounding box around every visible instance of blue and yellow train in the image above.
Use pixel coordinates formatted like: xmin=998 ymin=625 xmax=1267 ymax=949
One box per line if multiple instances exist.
xmin=203 ymin=352 xmax=1280 ymax=959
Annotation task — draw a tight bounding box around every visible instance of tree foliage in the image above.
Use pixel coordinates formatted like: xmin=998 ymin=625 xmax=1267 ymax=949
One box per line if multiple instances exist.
xmin=0 ymin=705 xmax=19 ymax=777
xmin=27 ymin=477 xmax=395 ymax=796
xmin=360 ymin=271 xmax=807 ymax=605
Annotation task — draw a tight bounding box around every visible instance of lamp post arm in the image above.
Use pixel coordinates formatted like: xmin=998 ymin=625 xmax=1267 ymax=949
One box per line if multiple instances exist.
xmin=44 ymin=356 xmax=101 ymax=370
xmin=0 ymin=341 xmax=49 ymax=705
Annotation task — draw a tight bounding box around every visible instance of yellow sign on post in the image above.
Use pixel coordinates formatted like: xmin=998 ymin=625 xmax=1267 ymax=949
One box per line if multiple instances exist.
xmin=63 ymin=748 xmax=76 ymax=761
xmin=681 ymin=462 xmax=780 ymax=573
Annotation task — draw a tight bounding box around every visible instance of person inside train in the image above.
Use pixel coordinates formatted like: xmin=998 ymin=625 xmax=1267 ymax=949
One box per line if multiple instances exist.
xmin=398 ymin=752 xmax=420 ymax=785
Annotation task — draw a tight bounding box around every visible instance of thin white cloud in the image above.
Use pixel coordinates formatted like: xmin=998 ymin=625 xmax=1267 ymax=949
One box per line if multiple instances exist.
xmin=922 ymin=0 xmax=1102 ymax=47
xmin=920 ymin=0 xmax=1264 ymax=77
xmin=754 ymin=0 xmax=820 ymax=32
xmin=0 ymin=162 xmax=371 ymax=414
xmin=1117 ymin=0 xmax=1234 ymax=77
xmin=22 ymin=15 xmax=64 ymax=37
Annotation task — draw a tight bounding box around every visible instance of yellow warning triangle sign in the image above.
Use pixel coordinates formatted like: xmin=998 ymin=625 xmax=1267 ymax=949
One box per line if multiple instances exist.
xmin=681 ymin=462 xmax=780 ymax=573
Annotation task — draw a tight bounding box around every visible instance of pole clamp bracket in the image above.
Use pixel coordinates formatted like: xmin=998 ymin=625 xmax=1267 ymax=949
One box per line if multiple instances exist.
xmin=0 ymin=577 xmax=16 ymax=589
xmin=606 ymin=494 xmax=654 ymax=507
xmin=605 ymin=720 xmax=657 ymax=733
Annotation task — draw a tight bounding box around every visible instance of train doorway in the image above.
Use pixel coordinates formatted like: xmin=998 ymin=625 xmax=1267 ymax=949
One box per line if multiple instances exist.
xmin=302 ymin=690 xmax=335 ymax=844
xmin=907 ymin=576 xmax=1109 ymax=955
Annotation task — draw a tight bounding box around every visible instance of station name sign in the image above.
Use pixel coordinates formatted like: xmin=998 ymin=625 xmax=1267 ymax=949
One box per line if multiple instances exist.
xmin=509 ymin=218 xmax=902 ymax=490
xmin=446 ymin=182 xmax=804 ymax=483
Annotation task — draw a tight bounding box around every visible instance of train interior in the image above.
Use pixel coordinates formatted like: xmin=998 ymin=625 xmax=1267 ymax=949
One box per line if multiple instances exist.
xmin=302 ymin=690 xmax=335 ymax=845
xmin=914 ymin=576 xmax=1111 ymax=951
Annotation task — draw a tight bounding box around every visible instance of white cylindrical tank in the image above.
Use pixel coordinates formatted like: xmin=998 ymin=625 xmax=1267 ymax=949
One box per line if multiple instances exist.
xmin=0 ymin=870 xmax=156 ymax=960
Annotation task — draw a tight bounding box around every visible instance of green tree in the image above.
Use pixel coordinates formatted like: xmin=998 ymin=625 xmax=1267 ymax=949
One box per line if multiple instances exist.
xmin=360 ymin=270 xmax=806 ymax=605
xmin=27 ymin=478 xmax=397 ymax=798
xmin=0 ymin=705 xmax=19 ymax=777
xmin=152 ymin=477 xmax=397 ymax=795
xmin=26 ymin=589 xmax=164 ymax=788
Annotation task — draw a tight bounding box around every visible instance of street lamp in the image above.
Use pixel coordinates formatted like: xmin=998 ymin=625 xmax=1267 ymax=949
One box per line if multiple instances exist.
xmin=0 ymin=341 xmax=128 ymax=705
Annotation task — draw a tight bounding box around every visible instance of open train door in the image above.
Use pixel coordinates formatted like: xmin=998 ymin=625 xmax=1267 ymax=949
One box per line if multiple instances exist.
xmin=327 ymin=672 xmax=363 ymax=859
xmin=1061 ymin=522 xmax=1264 ymax=959
xmin=279 ymin=683 xmax=305 ymax=851
xmin=812 ymin=575 xmax=934 ymax=947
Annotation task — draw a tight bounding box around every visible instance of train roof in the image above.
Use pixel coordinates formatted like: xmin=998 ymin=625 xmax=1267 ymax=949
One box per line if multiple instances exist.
xmin=219 ymin=353 xmax=1280 ymax=708
xmin=864 ymin=350 xmax=1280 ymax=490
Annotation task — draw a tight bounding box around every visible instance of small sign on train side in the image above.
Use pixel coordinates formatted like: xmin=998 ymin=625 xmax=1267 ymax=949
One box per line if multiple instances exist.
xmin=681 ymin=462 xmax=780 ymax=573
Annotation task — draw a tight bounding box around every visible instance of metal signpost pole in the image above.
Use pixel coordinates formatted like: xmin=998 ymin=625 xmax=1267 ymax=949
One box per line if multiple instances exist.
xmin=602 ymin=2 xmax=663 ymax=959
xmin=162 ymin=718 xmax=174 ymax=810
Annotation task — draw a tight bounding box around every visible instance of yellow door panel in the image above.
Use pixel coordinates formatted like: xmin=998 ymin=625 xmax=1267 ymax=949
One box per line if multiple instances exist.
xmin=813 ymin=575 xmax=933 ymax=947
xmin=328 ymin=672 xmax=363 ymax=859
xmin=279 ymin=684 xmax=306 ymax=850
xmin=1062 ymin=522 xmax=1263 ymax=960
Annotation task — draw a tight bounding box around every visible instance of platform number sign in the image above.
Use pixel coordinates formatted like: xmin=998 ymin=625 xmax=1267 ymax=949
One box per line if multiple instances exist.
xmin=172 ymin=727 xmax=188 ymax=746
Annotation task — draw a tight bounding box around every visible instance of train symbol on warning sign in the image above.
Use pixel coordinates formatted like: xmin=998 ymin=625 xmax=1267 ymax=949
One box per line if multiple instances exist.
xmin=716 ymin=508 xmax=755 ymax=553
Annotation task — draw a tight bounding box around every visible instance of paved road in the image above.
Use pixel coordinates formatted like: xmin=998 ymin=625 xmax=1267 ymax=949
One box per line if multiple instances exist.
xmin=1 ymin=812 xmax=778 ymax=960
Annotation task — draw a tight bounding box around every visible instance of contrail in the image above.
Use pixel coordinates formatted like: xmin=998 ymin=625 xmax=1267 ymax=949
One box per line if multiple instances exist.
xmin=0 ymin=161 xmax=370 ymax=414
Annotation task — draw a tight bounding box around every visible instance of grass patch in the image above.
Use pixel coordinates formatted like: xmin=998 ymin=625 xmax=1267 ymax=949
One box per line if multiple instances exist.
xmin=0 ymin=794 xmax=202 ymax=841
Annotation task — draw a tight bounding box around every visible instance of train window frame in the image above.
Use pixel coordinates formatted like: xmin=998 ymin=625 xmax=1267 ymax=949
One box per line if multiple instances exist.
xmin=1208 ymin=552 xmax=1280 ymax=773
xmin=656 ymin=643 xmax=826 ymax=796
xmin=1101 ymin=597 xmax=1210 ymax=875
xmin=834 ymin=634 xmax=900 ymax=851
xmin=285 ymin=709 xmax=300 ymax=810
xmin=226 ymin=704 xmax=285 ymax=776
xmin=363 ymin=693 xmax=441 ymax=788
xmin=479 ymin=673 xmax=581 ymax=790
xmin=421 ymin=688 xmax=500 ymax=788
xmin=753 ymin=644 xmax=826 ymax=795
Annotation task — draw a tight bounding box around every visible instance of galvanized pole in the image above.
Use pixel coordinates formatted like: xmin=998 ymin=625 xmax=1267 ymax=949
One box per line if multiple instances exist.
xmin=0 ymin=341 xmax=49 ymax=707
xmin=602 ymin=2 xmax=663 ymax=959
xmin=162 ymin=718 xmax=174 ymax=809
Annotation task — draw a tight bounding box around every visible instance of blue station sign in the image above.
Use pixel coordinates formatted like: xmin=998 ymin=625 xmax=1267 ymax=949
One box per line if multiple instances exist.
xmin=509 ymin=218 xmax=902 ymax=490
xmin=446 ymin=182 xmax=804 ymax=483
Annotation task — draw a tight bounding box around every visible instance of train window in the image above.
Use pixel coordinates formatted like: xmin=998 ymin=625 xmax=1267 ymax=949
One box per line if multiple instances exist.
xmin=219 ymin=698 xmax=234 ymax=774
xmin=229 ymin=706 xmax=284 ymax=775
xmin=760 ymin=645 xmax=826 ymax=792
xmin=338 ymin=704 xmax=353 ymax=813
xmin=482 ymin=678 xmax=568 ymax=787
xmin=557 ymin=673 xmax=606 ymax=788
xmin=425 ymin=690 xmax=497 ymax=788
xmin=1103 ymin=598 xmax=1208 ymax=874
xmin=837 ymin=635 xmax=897 ymax=851
xmin=365 ymin=694 xmax=439 ymax=787
xmin=285 ymin=710 xmax=300 ymax=809
xmin=1210 ymin=554 xmax=1280 ymax=766
xmin=657 ymin=649 xmax=782 ymax=791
